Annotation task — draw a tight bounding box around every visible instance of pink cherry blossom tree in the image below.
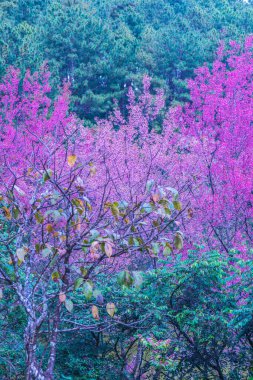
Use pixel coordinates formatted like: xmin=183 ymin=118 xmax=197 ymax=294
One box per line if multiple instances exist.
xmin=168 ymin=37 xmax=253 ymax=252
xmin=0 ymin=68 xmax=183 ymax=379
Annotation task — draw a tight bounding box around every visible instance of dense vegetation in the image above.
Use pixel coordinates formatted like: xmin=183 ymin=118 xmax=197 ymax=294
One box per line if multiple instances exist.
xmin=0 ymin=1 xmax=253 ymax=379
xmin=1 ymin=0 xmax=253 ymax=121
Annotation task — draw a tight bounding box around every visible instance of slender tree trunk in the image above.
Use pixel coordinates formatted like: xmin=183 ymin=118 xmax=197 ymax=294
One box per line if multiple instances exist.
xmin=25 ymin=321 xmax=59 ymax=380
xmin=25 ymin=320 xmax=46 ymax=380
xmin=45 ymin=305 xmax=60 ymax=379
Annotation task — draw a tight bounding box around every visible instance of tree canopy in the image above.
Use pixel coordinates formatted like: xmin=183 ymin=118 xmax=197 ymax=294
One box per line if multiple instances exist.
xmin=1 ymin=0 xmax=253 ymax=121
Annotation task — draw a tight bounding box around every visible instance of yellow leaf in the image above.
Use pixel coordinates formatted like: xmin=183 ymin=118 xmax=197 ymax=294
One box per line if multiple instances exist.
xmin=106 ymin=302 xmax=116 ymax=317
xmin=59 ymin=292 xmax=66 ymax=303
xmin=91 ymin=305 xmax=99 ymax=320
xmin=46 ymin=224 xmax=54 ymax=233
xmin=67 ymin=155 xmax=77 ymax=167
xmin=188 ymin=208 xmax=193 ymax=218
xmin=104 ymin=242 xmax=113 ymax=258
xmin=2 ymin=207 xmax=11 ymax=220
xmin=90 ymin=241 xmax=100 ymax=256
xmin=174 ymin=233 xmax=183 ymax=250
xmin=152 ymin=193 xmax=160 ymax=203
xmin=90 ymin=165 xmax=97 ymax=176
xmin=173 ymin=201 xmax=182 ymax=211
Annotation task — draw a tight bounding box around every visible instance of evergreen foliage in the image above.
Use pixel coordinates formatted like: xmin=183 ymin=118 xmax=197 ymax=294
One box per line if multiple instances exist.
xmin=1 ymin=0 xmax=253 ymax=120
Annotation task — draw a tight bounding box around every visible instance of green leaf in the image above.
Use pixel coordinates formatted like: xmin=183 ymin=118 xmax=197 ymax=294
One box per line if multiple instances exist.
xmin=42 ymin=247 xmax=52 ymax=257
xmin=111 ymin=204 xmax=120 ymax=219
xmin=74 ymin=277 xmax=84 ymax=290
xmin=173 ymin=201 xmax=182 ymax=211
xmin=65 ymin=299 xmax=73 ymax=312
xmin=83 ymin=281 xmax=93 ymax=300
xmin=117 ymin=270 xmax=134 ymax=288
xmin=16 ymin=247 xmax=27 ymax=262
xmin=174 ymin=233 xmax=183 ymax=250
xmin=118 ymin=200 xmax=128 ymax=209
xmin=132 ymin=271 xmax=143 ymax=288
xmin=43 ymin=169 xmax=53 ymax=182
xmin=35 ymin=243 xmax=41 ymax=253
xmin=167 ymin=187 xmax=179 ymax=200
xmin=141 ymin=203 xmax=153 ymax=213
xmin=51 ymin=210 xmax=61 ymax=221
xmin=106 ymin=302 xmax=116 ymax=317
xmin=146 ymin=179 xmax=155 ymax=193
xmin=163 ymin=244 xmax=172 ymax=256
xmin=52 ymin=271 xmax=60 ymax=282
xmin=80 ymin=267 xmax=88 ymax=277
xmin=35 ymin=211 xmax=44 ymax=224
xmin=152 ymin=242 xmax=160 ymax=256
xmin=13 ymin=207 xmax=20 ymax=219
xmin=90 ymin=229 xmax=100 ymax=240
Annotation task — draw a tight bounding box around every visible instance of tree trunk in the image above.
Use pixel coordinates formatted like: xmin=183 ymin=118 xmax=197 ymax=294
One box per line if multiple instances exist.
xmin=25 ymin=320 xmax=47 ymax=380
